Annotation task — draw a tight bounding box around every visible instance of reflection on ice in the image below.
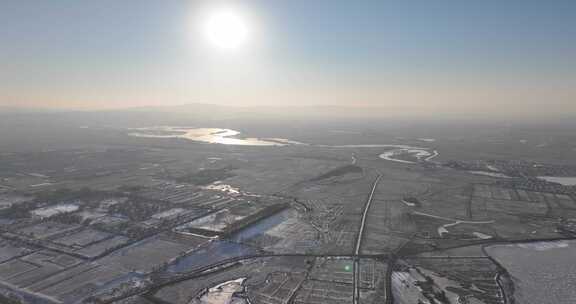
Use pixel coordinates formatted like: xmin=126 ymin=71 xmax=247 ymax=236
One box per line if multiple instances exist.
xmin=128 ymin=127 xmax=440 ymax=164
xmin=129 ymin=127 xmax=301 ymax=146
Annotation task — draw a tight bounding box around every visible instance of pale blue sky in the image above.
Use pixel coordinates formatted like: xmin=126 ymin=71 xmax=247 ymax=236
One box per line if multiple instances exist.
xmin=1 ymin=0 xmax=575 ymax=114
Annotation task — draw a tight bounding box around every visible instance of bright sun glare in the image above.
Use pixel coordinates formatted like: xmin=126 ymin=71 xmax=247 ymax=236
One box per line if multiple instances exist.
xmin=202 ymin=7 xmax=251 ymax=51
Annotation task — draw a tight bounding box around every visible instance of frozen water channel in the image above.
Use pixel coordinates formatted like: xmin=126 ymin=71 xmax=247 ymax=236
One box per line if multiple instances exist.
xmin=485 ymin=240 xmax=576 ymax=304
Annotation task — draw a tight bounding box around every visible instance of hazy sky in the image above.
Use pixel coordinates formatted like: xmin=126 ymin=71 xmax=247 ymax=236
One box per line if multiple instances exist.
xmin=1 ymin=0 xmax=575 ymax=115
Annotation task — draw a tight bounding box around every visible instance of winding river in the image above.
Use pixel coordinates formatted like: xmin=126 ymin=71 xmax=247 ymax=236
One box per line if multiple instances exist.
xmin=128 ymin=126 xmax=439 ymax=164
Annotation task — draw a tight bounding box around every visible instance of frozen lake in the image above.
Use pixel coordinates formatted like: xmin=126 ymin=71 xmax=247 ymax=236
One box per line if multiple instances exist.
xmin=167 ymin=241 xmax=258 ymax=273
xmin=485 ymin=240 xmax=576 ymax=304
xmin=129 ymin=127 xmax=299 ymax=146
xmin=537 ymin=176 xmax=576 ymax=186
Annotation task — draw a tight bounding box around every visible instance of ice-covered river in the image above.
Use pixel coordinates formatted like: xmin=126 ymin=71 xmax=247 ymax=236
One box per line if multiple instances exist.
xmin=129 ymin=127 xmax=298 ymax=146
xmin=128 ymin=126 xmax=439 ymax=163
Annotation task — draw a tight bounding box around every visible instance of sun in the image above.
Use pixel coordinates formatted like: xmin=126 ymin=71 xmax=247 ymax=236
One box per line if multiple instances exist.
xmin=202 ymin=7 xmax=251 ymax=51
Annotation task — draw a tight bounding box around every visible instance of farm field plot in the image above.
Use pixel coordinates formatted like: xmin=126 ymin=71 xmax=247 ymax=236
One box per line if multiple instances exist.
xmin=249 ymin=272 xmax=307 ymax=304
xmin=294 ymin=280 xmax=352 ymax=304
xmin=0 ymin=250 xmax=83 ymax=292
xmin=52 ymin=228 xmax=113 ymax=248
xmin=75 ymin=235 xmax=131 ymax=259
xmin=358 ymin=259 xmax=388 ymax=304
xmin=98 ymin=235 xmax=196 ymax=272
xmin=0 ymin=239 xmax=33 ymax=263
xmin=15 ymin=221 xmax=81 ymax=240
xmin=26 ymin=262 xmax=129 ymax=303
xmin=310 ymin=258 xmax=355 ymax=285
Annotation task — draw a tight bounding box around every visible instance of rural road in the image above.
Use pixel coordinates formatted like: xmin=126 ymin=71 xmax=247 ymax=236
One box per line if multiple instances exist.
xmin=353 ymin=174 xmax=382 ymax=304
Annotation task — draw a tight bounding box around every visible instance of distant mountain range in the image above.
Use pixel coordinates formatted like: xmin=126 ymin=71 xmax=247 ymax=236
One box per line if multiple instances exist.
xmin=1 ymin=103 xmax=575 ymax=124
